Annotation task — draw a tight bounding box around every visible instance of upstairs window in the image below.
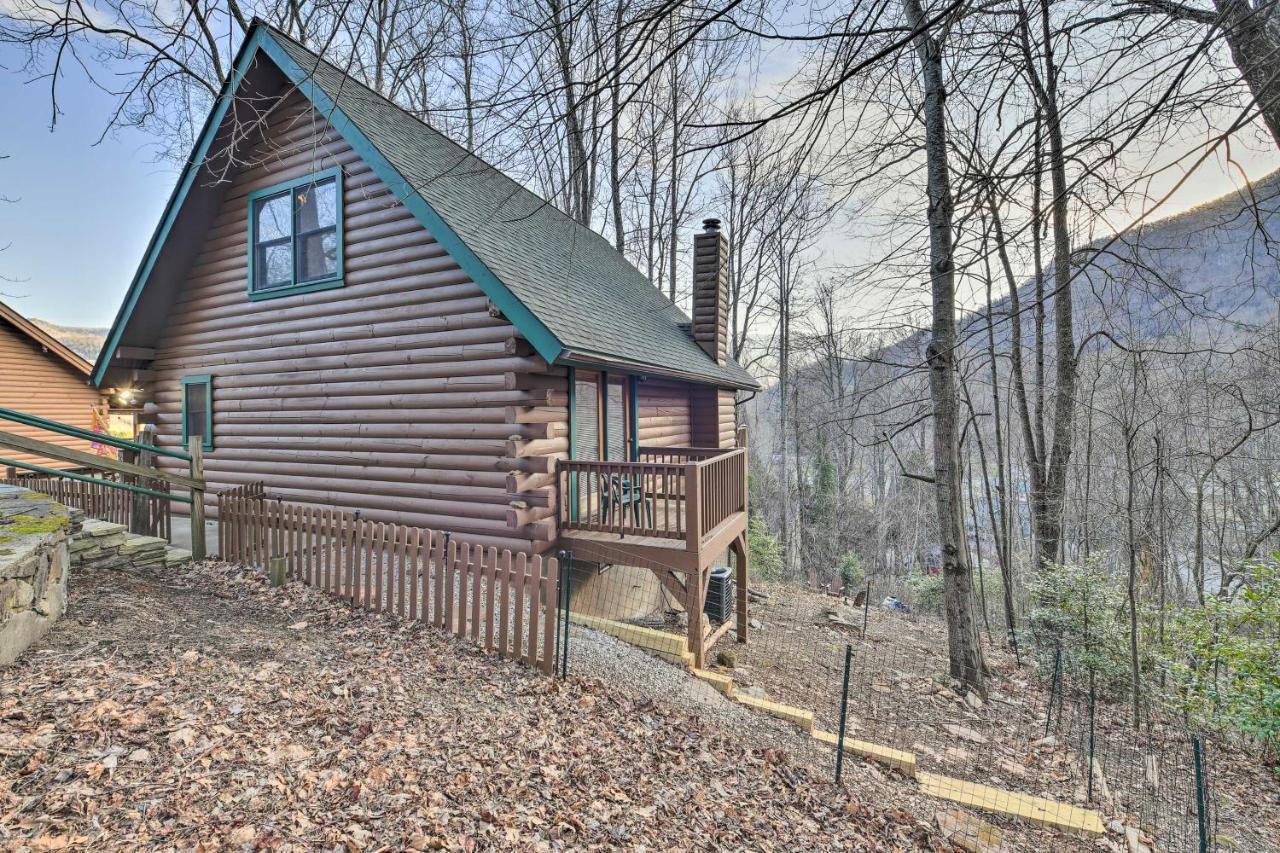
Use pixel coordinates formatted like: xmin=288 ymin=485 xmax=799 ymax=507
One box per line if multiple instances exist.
xmin=181 ymin=375 xmax=213 ymax=452
xmin=247 ymin=167 xmax=344 ymax=300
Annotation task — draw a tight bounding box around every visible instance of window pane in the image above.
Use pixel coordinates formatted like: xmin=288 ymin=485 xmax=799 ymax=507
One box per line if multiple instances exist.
xmin=298 ymin=228 xmax=338 ymax=282
xmin=574 ymin=375 xmax=599 ymax=461
xmin=255 ymin=193 xmax=291 ymax=242
xmin=256 ymin=242 xmax=293 ymax=290
xmin=184 ymin=383 xmax=207 ymax=440
xmin=295 ymin=178 xmax=337 ymax=232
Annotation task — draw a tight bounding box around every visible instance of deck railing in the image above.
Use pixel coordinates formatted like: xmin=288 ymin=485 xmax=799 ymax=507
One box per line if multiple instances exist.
xmin=557 ymin=446 xmax=747 ymax=548
xmin=696 ymin=448 xmax=748 ymax=538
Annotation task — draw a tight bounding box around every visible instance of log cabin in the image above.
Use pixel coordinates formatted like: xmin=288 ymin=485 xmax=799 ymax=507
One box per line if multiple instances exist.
xmin=0 ymin=300 xmax=111 ymax=472
xmin=93 ymin=21 xmax=760 ymax=663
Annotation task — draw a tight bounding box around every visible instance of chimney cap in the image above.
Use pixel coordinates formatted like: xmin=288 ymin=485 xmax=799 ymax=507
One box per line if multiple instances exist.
xmin=702 ymin=218 xmax=721 ymax=232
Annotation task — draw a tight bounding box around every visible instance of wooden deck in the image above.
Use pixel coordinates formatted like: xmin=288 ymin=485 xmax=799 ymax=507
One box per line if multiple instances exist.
xmin=556 ymin=445 xmax=750 ymax=666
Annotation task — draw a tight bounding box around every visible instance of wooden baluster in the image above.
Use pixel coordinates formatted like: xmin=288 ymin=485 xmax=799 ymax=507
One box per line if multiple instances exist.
xmin=498 ymin=549 xmax=512 ymax=658
xmin=541 ymin=556 xmax=558 ymax=673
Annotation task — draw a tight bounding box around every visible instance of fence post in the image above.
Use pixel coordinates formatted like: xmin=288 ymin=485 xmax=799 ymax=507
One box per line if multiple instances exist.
xmin=1086 ymin=672 xmax=1097 ymax=803
xmin=1193 ymin=735 xmax=1209 ymax=853
xmin=188 ymin=437 xmax=205 ymax=561
xmin=1045 ymin=646 xmax=1062 ymax=737
xmin=835 ymin=643 xmax=853 ymax=784
xmin=861 ymin=579 xmax=871 ymax=638
xmin=559 ymin=549 xmax=574 ymax=678
xmin=128 ymin=424 xmax=156 ymax=535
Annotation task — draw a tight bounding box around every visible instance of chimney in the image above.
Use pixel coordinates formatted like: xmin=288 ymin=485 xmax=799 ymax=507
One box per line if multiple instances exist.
xmin=691 ymin=218 xmax=729 ymax=365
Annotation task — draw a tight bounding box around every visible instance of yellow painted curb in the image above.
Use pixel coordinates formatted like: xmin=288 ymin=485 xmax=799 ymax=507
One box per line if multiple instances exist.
xmin=917 ymin=771 xmax=1106 ymax=836
xmin=735 ymin=693 xmax=815 ymax=732
xmin=692 ymin=668 xmax=735 ymax=697
xmin=569 ymin=612 xmax=688 ymax=657
xmin=812 ymin=729 xmax=917 ymax=776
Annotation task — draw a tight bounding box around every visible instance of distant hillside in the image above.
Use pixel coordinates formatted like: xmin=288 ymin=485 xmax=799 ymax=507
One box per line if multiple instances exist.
xmin=32 ymin=320 xmax=108 ymax=361
xmin=902 ymin=168 xmax=1280 ymax=361
xmin=747 ymin=170 xmax=1280 ymax=450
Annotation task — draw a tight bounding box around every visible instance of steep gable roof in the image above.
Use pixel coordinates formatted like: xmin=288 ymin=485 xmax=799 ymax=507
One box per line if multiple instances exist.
xmin=94 ymin=21 xmax=758 ymax=391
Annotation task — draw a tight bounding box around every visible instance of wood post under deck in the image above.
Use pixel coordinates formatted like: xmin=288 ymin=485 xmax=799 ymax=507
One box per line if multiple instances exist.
xmin=556 ymin=445 xmax=749 ymax=668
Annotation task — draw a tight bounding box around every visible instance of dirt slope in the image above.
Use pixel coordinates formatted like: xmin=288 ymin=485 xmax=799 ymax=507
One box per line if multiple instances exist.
xmin=0 ymin=562 xmax=946 ymax=851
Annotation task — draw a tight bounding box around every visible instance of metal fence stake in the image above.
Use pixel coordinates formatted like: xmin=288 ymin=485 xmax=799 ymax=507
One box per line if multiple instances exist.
xmin=1087 ymin=673 xmax=1097 ymax=803
xmin=560 ymin=550 xmax=574 ymax=678
xmin=1193 ymin=734 xmax=1209 ymax=853
xmin=861 ymin=580 xmax=871 ymax=638
xmin=835 ymin=643 xmax=853 ymax=784
xmin=1045 ymin=646 xmax=1062 ymax=737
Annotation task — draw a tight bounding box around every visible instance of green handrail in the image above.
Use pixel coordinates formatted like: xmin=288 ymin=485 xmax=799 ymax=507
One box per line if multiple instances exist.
xmin=0 ymin=406 xmax=190 ymax=462
xmin=0 ymin=457 xmax=192 ymax=504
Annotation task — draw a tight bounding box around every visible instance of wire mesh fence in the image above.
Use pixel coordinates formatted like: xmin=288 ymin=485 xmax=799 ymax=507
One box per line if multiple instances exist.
xmin=549 ymin=541 xmax=1228 ymax=851
xmin=205 ymin=480 xmax=1238 ymax=850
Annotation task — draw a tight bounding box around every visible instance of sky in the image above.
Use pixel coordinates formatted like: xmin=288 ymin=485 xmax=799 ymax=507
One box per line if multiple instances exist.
xmin=2 ymin=38 xmax=1280 ymax=331
xmin=0 ymin=43 xmax=178 ymax=328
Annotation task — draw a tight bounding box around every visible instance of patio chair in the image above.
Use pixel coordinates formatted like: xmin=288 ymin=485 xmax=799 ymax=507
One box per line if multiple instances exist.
xmin=602 ymin=472 xmax=653 ymax=529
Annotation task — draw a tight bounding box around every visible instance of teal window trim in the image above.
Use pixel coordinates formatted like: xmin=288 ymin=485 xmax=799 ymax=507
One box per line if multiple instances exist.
xmin=628 ymin=376 xmax=639 ymax=461
xmin=246 ymin=166 xmax=344 ymax=301
xmin=257 ymin=34 xmax=565 ymax=364
xmin=180 ymin=375 xmax=214 ymax=452
xmin=95 ymin=27 xmax=566 ymax=387
xmin=600 ymin=370 xmax=609 ymax=461
xmin=567 ymin=367 xmax=578 ymax=520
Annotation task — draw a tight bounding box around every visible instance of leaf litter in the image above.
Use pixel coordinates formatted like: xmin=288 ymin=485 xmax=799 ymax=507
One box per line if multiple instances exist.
xmin=0 ymin=560 xmax=952 ymax=851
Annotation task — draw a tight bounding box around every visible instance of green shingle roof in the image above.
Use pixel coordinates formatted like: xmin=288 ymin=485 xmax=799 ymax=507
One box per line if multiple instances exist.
xmin=268 ymin=26 xmax=758 ymax=390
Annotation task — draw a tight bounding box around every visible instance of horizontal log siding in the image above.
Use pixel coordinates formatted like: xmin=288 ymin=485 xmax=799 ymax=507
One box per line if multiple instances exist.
xmin=636 ymin=378 xmax=692 ymax=448
xmin=146 ymin=92 xmax=545 ymax=552
xmin=689 ymin=386 xmax=738 ymax=449
xmin=0 ymin=318 xmax=104 ymax=469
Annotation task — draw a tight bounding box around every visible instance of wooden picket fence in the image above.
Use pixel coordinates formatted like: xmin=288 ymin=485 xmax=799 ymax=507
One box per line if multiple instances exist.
xmin=1 ymin=474 xmax=171 ymax=539
xmin=217 ymin=483 xmax=560 ymax=674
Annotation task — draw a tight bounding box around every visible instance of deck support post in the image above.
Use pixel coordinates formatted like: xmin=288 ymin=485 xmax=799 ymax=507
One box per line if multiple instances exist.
xmin=687 ymin=565 xmax=706 ymax=668
xmin=731 ymin=532 xmax=749 ymax=643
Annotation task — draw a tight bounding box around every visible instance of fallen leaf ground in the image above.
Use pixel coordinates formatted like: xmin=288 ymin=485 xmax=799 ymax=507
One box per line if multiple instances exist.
xmin=1 ymin=562 xmax=951 ymax=851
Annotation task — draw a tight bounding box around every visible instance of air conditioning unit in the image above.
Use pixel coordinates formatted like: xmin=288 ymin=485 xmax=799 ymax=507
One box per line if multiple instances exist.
xmin=704 ymin=565 xmax=734 ymax=624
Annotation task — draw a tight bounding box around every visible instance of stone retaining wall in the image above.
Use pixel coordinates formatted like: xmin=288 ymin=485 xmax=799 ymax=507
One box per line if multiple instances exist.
xmin=1 ymin=485 xmax=193 ymax=666
xmin=0 ymin=485 xmax=80 ymax=666
xmin=70 ymin=520 xmax=186 ymax=574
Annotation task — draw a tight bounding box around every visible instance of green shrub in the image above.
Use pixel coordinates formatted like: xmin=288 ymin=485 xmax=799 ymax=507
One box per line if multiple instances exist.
xmin=747 ymin=514 xmax=784 ymax=581
xmin=1022 ymin=559 xmax=1132 ymax=696
xmin=905 ymin=571 xmax=945 ymax=615
xmin=838 ymin=551 xmax=864 ymax=594
xmin=1154 ymin=555 xmax=1280 ymax=761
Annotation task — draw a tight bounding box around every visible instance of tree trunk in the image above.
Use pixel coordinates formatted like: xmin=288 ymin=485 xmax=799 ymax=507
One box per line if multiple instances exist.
xmin=1215 ymin=0 xmax=1280 ymax=147
xmin=904 ymin=0 xmax=985 ymax=695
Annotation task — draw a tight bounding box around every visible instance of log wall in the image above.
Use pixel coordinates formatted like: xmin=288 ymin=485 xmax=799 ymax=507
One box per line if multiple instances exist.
xmin=0 ymin=320 xmax=103 ymax=469
xmin=636 ymin=378 xmax=692 ymax=448
xmin=145 ymin=91 xmax=558 ymax=552
xmin=690 ymin=386 xmax=738 ymax=449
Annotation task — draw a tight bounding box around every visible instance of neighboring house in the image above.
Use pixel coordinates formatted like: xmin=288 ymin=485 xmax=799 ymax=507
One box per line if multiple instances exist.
xmin=93 ymin=22 xmax=758 ymax=661
xmin=0 ymin=300 xmax=110 ymax=472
